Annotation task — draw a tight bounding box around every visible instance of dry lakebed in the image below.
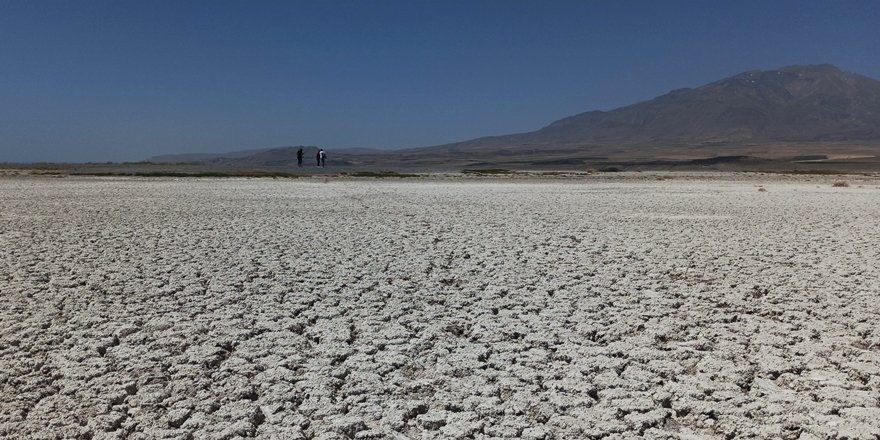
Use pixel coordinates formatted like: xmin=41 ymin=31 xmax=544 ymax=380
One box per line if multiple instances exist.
xmin=1 ymin=173 xmax=879 ymax=439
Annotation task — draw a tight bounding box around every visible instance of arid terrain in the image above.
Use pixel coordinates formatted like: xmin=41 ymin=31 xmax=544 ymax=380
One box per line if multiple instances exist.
xmin=2 ymin=173 xmax=880 ymax=439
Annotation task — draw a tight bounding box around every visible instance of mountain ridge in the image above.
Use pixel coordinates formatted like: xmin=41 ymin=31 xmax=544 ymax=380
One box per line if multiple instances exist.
xmin=413 ymin=64 xmax=880 ymax=156
xmin=145 ymin=64 xmax=880 ymax=167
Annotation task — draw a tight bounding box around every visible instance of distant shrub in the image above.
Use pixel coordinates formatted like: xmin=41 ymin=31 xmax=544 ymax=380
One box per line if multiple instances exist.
xmin=832 ymin=180 xmax=850 ymax=187
xmin=71 ymin=171 xmax=301 ymax=178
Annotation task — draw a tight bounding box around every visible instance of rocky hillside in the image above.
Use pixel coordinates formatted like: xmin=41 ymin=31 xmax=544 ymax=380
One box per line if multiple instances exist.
xmin=424 ymin=64 xmax=880 ymax=153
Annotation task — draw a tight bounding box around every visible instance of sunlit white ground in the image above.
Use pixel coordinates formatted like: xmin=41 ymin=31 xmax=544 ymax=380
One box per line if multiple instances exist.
xmin=2 ymin=175 xmax=879 ymax=439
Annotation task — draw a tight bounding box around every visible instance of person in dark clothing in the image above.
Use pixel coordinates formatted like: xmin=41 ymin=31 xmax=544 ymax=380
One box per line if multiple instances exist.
xmin=319 ymin=149 xmax=326 ymax=168
xmin=296 ymin=148 xmax=303 ymax=167
xmin=316 ymin=150 xmax=321 ymax=167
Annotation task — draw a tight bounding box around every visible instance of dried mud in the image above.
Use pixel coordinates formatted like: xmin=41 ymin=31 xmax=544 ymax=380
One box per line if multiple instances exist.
xmin=1 ymin=176 xmax=879 ymax=439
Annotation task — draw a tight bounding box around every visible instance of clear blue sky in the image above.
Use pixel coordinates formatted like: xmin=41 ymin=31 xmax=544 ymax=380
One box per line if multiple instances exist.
xmin=2 ymin=0 xmax=879 ymax=162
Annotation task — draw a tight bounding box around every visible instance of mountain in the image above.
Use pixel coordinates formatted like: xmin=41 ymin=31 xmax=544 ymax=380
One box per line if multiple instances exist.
xmin=144 ymin=65 xmax=880 ymax=169
xmin=419 ymin=64 xmax=880 ymax=158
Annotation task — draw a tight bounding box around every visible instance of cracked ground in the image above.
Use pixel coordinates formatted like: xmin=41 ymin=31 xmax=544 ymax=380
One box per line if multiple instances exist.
xmin=1 ymin=175 xmax=880 ymax=439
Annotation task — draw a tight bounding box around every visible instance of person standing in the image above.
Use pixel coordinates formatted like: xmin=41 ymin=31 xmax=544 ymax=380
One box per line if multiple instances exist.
xmin=319 ymin=149 xmax=326 ymax=168
xmin=316 ymin=149 xmax=321 ymax=167
xmin=296 ymin=148 xmax=303 ymax=167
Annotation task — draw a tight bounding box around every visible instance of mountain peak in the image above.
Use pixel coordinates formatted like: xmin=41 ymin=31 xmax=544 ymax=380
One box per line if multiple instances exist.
xmin=778 ymin=63 xmax=842 ymax=74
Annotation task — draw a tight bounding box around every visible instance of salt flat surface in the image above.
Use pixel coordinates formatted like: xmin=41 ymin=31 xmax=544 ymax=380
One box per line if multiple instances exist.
xmin=1 ymin=176 xmax=880 ymax=439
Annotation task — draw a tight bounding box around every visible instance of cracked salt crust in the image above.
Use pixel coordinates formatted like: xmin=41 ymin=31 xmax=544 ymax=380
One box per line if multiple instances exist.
xmin=1 ymin=175 xmax=879 ymax=439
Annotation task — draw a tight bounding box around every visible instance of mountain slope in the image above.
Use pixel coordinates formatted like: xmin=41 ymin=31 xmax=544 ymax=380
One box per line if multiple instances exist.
xmin=144 ymin=64 xmax=880 ymax=168
xmin=425 ymin=64 xmax=880 ymax=154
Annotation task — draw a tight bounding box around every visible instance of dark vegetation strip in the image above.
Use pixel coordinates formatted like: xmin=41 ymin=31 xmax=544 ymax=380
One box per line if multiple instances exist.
xmin=764 ymin=169 xmax=875 ymax=176
xmin=64 ymin=170 xmax=424 ymax=178
xmin=66 ymin=171 xmax=303 ymax=178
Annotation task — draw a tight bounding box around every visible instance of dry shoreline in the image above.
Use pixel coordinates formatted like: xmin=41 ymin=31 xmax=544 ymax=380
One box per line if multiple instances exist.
xmin=2 ymin=175 xmax=879 ymax=439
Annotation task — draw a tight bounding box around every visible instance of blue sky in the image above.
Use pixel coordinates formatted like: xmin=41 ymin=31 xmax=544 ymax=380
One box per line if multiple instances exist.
xmin=1 ymin=0 xmax=879 ymax=162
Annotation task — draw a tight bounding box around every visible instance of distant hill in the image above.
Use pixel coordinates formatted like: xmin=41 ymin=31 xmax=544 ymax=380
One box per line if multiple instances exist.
xmin=145 ymin=65 xmax=880 ymax=169
xmin=148 ymin=148 xmax=279 ymax=164
xmin=414 ymin=64 xmax=880 ymax=158
xmin=147 ymin=146 xmax=382 ymax=166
